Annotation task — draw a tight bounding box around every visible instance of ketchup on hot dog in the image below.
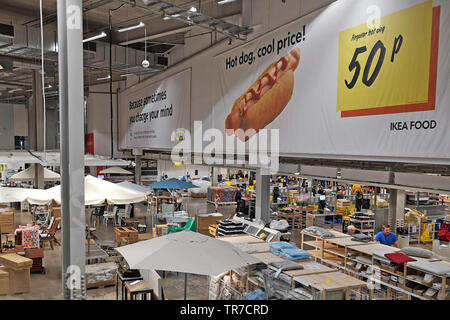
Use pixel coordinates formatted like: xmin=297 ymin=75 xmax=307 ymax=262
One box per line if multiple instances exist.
xmin=242 ymin=56 xmax=289 ymax=115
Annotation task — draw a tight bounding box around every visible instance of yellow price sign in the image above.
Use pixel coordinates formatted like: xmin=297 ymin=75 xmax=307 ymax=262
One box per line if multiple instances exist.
xmin=337 ymin=0 xmax=439 ymax=117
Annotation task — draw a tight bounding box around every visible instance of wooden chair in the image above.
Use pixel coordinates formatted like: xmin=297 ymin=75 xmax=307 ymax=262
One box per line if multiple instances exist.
xmin=40 ymin=217 xmax=61 ymax=250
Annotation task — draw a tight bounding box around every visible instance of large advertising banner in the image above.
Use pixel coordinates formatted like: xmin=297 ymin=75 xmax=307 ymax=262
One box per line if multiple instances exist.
xmin=213 ymin=0 xmax=450 ymax=163
xmin=123 ymin=69 xmax=191 ymax=149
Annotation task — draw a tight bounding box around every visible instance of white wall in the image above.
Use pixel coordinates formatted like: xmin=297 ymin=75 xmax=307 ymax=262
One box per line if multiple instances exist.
xmin=158 ymin=160 xmax=210 ymax=179
xmin=45 ymin=99 xmax=59 ymax=150
xmin=0 ymin=103 xmax=15 ymax=149
xmin=13 ymin=104 xmax=28 ymax=137
xmin=87 ymin=82 xmax=129 ymax=157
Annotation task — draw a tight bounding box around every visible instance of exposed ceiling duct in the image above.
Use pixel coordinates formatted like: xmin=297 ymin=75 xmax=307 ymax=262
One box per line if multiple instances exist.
xmin=0 ymin=21 xmax=170 ymax=99
xmin=0 ymin=23 xmax=167 ymax=73
xmin=141 ymin=0 xmax=251 ymax=40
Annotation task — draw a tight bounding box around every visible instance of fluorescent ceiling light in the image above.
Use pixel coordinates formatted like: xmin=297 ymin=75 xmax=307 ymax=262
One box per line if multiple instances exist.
xmin=83 ymin=31 xmax=107 ymax=43
xmin=97 ymin=75 xmax=111 ymax=81
xmin=8 ymin=88 xmax=21 ymax=93
xmin=163 ymin=15 xmax=171 ymax=20
xmin=120 ymin=74 xmax=133 ymax=77
xmin=118 ymin=22 xmax=145 ymax=33
xmin=171 ymin=14 xmax=181 ymax=18
xmin=217 ymin=0 xmax=237 ymax=4
xmin=189 ymin=7 xmax=197 ymax=12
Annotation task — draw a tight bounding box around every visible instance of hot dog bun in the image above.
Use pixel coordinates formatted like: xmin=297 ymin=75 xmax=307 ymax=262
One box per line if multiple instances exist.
xmin=226 ymin=48 xmax=301 ymax=141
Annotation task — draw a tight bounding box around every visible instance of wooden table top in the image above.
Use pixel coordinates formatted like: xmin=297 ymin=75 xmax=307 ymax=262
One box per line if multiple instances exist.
xmin=125 ymin=280 xmax=153 ymax=293
xmin=328 ymin=230 xmax=352 ymax=238
xmin=348 ymin=243 xmax=400 ymax=256
xmin=302 ymin=230 xmax=351 ymax=239
xmin=284 ymin=261 xmax=335 ymax=277
xmin=326 ymin=237 xmax=376 ymax=247
xmin=249 ymin=242 xmax=271 ymax=253
xmin=0 ymin=253 xmax=33 ymax=269
xmin=250 ymin=252 xmax=285 ymax=265
xmin=294 ymin=271 xmax=367 ymax=291
xmin=218 ymin=235 xmax=265 ymax=244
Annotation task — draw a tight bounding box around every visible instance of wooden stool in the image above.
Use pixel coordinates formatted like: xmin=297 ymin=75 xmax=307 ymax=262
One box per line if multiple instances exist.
xmin=124 ymin=281 xmax=153 ymax=300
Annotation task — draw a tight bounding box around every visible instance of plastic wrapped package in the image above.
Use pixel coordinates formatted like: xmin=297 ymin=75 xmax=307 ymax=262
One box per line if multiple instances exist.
xmin=231 ymin=242 xmax=257 ymax=254
xmin=303 ymin=226 xmax=335 ymax=238
xmin=270 ymin=220 xmax=290 ymax=231
xmin=85 ymin=262 xmax=117 ymax=284
xmin=244 ymin=289 xmax=267 ymax=300
xmin=269 ymin=241 xmax=311 ymax=261
xmin=190 ymin=180 xmax=211 ymax=195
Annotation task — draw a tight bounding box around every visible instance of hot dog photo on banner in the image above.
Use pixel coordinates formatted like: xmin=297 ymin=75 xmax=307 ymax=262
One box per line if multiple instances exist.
xmin=225 ymin=48 xmax=301 ymax=141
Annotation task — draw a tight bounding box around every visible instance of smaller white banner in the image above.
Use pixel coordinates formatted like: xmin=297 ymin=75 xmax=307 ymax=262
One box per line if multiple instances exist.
xmin=124 ymin=69 xmax=191 ymax=149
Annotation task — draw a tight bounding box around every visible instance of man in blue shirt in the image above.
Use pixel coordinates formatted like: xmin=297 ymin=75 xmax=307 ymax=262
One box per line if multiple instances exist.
xmin=375 ymin=225 xmax=401 ymax=248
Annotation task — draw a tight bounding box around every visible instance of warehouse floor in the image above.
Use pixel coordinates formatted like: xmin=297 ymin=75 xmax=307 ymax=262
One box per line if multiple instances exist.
xmin=0 ymin=197 xmax=327 ymax=300
xmin=0 ymin=197 xmax=214 ymax=300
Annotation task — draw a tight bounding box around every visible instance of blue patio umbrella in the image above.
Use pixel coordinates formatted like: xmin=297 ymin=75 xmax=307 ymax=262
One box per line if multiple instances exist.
xmin=149 ymin=178 xmax=199 ymax=190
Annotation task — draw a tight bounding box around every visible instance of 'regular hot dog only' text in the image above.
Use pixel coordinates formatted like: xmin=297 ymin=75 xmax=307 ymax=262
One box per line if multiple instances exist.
xmin=225 ymin=48 xmax=301 ymax=141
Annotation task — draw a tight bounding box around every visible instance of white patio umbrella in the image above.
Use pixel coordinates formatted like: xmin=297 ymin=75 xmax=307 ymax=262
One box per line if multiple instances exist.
xmin=115 ymin=230 xmax=261 ymax=299
xmin=9 ymin=166 xmax=60 ymax=182
xmin=0 ymin=187 xmax=52 ymax=204
xmin=117 ymin=181 xmax=152 ymax=194
xmin=26 ymin=175 xmax=147 ymax=205
xmin=100 ymin=167 xmax=133 ymax=175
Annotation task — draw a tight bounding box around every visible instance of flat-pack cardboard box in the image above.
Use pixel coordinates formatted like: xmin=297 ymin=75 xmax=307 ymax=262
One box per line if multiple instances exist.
xmin=6 ymin=268 xmax=30 ymax=294
xmin=156 ymin=224 xmax=169 ymax=237
xmin=306 ymin=213 xmax=315 ymax=228
xmin=0 ymin=268 xmax=9 ymax=295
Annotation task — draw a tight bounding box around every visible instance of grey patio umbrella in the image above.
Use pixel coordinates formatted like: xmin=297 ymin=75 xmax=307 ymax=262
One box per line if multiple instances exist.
xmin=115 ymin=230 xmax=261 ymax=299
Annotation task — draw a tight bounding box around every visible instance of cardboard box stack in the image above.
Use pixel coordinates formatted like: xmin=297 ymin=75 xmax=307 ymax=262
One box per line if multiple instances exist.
xmin=0 ymin=254 xmax=33 ymax=295
xmin=0 ymin=267 xmax=9 ymax=295
xmin=196 ymin=213 xmax=224 ymax=236
xmin=337 ymin=199 xmax=352 ymax=207
xmin=156 ymin=224 xmax=169 ymax=237
xmin=0 ymin=210 xmax=14 ymax=234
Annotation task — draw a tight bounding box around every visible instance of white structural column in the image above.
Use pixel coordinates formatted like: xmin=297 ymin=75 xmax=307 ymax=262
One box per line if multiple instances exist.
xmin=57 ymin=0 xmax=86 ymax=300
xmin=29 ymin=70 xmax=45 ymax=189
xmin=388 ymin=189 xmax=406 ymax=227
xmin=211 ymin=167 xmax=218 ymax=187
xmin=255 ymin=168 xmax=271 ymax=224
xmin=133 ymin=148 xmax=143 ymax=185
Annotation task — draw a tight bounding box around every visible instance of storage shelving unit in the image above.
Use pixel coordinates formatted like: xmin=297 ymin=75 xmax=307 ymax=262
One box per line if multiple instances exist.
xmin=349 ymin=216 xmax=375 ymax=237
xmin=404 ymin=260 xmax=450 ymax=300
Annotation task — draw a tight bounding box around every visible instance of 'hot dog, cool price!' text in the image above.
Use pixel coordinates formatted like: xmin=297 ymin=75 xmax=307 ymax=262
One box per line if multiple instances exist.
xmin=225 ymin=25 xmax=306 ymax=70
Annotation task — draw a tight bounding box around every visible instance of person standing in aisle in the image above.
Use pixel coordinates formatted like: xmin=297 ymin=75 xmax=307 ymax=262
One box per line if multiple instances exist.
xmin=318 ymin=185 xmax=325 ymax=195
xmin=235 ymin=188 xmax=243 ymax=213
xmin=375 ymin=225 xmax=401 ymax=248
xmin=347 ymin=225 xmax=356 ymax=236
xmin=175 ymin=192 xmax=183 ymax=211
xmin=355 ymin=191 xmax=363 ymax=212
xmin=272 ymin=186 xmax=280 ymax=204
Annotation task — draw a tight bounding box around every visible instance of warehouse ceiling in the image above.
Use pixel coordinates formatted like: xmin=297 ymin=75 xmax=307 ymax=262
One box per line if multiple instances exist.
xmin=0 ymin=0 xmax=244 ymax=103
